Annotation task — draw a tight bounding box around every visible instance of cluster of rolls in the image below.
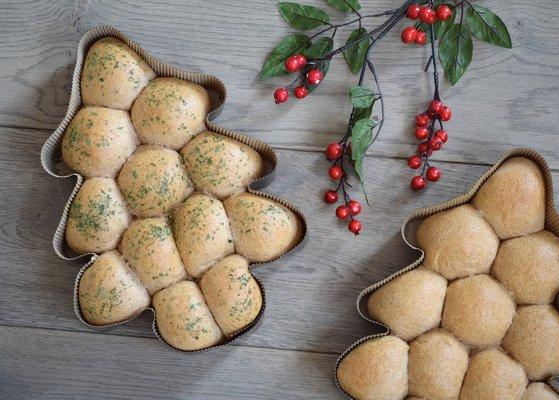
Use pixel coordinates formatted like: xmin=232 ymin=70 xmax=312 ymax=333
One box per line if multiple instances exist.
xmin=337 ymin=157 xmax=559 ymax=400
xmin=63 ymin=37 xmax=303 ymax=351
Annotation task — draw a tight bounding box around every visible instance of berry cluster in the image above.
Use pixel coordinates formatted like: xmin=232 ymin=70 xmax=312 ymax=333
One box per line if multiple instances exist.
xmin=401 ymin=3 xmax=452 ymax=45
xmin=274 ymin=54 xmax=324 ymax=104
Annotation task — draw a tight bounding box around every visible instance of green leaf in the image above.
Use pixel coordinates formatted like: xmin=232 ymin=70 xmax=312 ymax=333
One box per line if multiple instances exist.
xmin=349 ymin=85 xmax=375 ymax=108
xmin=350 ymin=118 xmax=376 ymax=182
xmin=304 ymin=37 xmax=333 ymax=93
xmin=343 ymin=28 xmax=370 ymax=75
xmin=258 ymin=35 xmax=310 ymax=80
xmin=277 ymin=2 xmax=330 ymax=30
xmin=324 ymin=0 xmax=361 ymax=13
xmin=466 ymin=5 xmax=512 ymax=48
xmin=438 ymin=23 xmax=473 ymax=85
xmin=435 ymin=6 xmax=456 ymax=39
xmin=352 ymin=104 xmax=373 ymax=125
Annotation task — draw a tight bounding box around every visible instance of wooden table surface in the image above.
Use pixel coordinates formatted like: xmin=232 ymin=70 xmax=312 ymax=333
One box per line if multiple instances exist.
xmin=0 ymin=1 xmax=557 ymax=398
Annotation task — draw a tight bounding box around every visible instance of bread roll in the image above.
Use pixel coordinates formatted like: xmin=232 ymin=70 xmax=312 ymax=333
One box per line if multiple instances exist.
xmin=408 ymin=329 xmax=469 ymax=400
xmin=522 ymin=383 xmax=559 ymax=400
xmin=199 ymin=255 xmax=262 ymax=337
xmin=492 ymin=231 xmax=559 ymax=304
xmin=120 ymin=218 xmax=187 ymax=294
xmin=417 ymin=205 xmax=499 ymax=280
xmin=81 ymin=37 xmax=155 ymax=110
xmin=180 ymin=130 xmax=264 ymax=199
xmin=472 ymin=157 xmax=546 ymax=239
xmin=442 ymin=274 xmax=515 ymax=348
xmin=117 ymin=145 xmax=192 ymax=217
xmin=66 ymin=177 xmax=131 ymax=254
xmin=78 ymin=250 xmax=150 ymax=325
xmin=459 ymin=348 xmax=527 ymax=400
xmin=172 ymin=194 xmax=234 ymax=277
xmin=62 ymin=106 xmax=138 ymax=178
xmin=337 ymin=336 xmax=409 ymax=400
xmin=503 ymin=305 xmax=559 ymax=380
xmin=367 ymin=267 xmax=447 ymax=341
xmin=131 ymin=77 xmax=210 ymax=149
xmin=224 ymin=193 xmax=303 ymax=262
xmin=153 ymin=281 xmax=223 ymax=351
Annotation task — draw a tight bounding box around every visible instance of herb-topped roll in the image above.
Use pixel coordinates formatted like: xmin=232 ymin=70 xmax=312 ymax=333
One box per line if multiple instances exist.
xmin=62 ymin=106 xmax=138 ymax=178
xmin=78 ymin=250 xmax=150 ymax=326
xmin=172 ymin=194 xmax=234 ymax=278
xmin=117 ymin=145 xmax=193 ymax=217
xmin=153 ymin=281 xmax=223 ymax=351
xmin=131 ymin=77 xmax=210 ymax=149
xmin=66 ymin=177 xmax=131 ymax=254
xmin=81 ymin=37 xmax=155 ymax=110
xmin=180 ymin=131 xmax=264 ymax=199
xmin=120 ymin=218 xmax=187 ymax=294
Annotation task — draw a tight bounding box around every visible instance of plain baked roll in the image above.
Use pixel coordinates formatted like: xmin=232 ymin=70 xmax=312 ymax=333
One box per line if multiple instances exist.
xmin=172 ymin=194 xmax=234 ymax=278
xmin=442 ymin=274 xmax=515 ymax=348
xmin=199 ymin=255 xmax=262 ymax=337
xmin=472 ymin=157 xmax=546 ymax=239
xmin=522 ymin=383 xmax=559 ymax=400
xmin=62 ymin=106 xmax=138 ymax=178
xmin=66 ymin=177 xmax=131 ymax=254
xmin=120 ymin=218 xmax=187 ymax=294
xmin=131 ymin=77 xmax=210 ymax=149
xmin=152 ymin=281 xmax=223 ymax=351
xmin=502 ymin=304 xmax=559 ymax=380
xmin=78 ymin=250 xmax=150 ymax=326
xmin=337 ymin=336 xmax=409 ymax=400
xmin=223 ymin=192 xmax=303 ymax=263
xmin=416 ymin=204 xmax=499 ymax=280
xmin=81 ymin=37 xmax=155 ymax=110
xmin=180 ymin=130 xmax=264 ymax=199
xmin=367 ymin=267 xmax=447 ymax=341
xmin=117 ymin=145 xmax=193 ymax=217
xmin=492 ymin=230 xmax=559 ymax=304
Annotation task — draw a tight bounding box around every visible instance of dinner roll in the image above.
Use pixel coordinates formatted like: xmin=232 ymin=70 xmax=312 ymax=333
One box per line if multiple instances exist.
xmin=120 ymin=218 xmax=187 ymax=294
xmin=408 ymin=329 xmax=469 ymax=400
xmin=492 ymin=231 xmax=559 ymax=304
xmin=81 ymin=37 xmax=155 ymax=110
xmin=172 ymin=194 xmax=234 ymax=278
xmin=472 ymin=157 xmax=546 ymax=239
xmin=117 ymin=145 xmax=192 ymax=217
xmin=180 ymin=130 xmax=264 ymax=199
xmin=337 ymin=336 xmax=409 ymax=400
xmin=66 ymin=177 xmax=131 ymax=254
xmin=417 ymin=205 xmax=499 ymax=280
xmin=199 ymin=255 xmax=262 ymax=337
xmin=442 ymin=274 xmax=515 ymax=348
xmin=131 ymin=77 xmax=210 ymax=149
xmin=459 ymin=348 xmax=528 ymax=400
xmin=522 ymin=383 xmax=559 ymax=400
xmin=78 ymin=250 xmax=150 ymax=326
xmin=153 ymin=281 xmax=223 ymax=351
xmin=224 ymin=193 xmax=303 ymax=263
xmin=62 ymin=106 xmax=138 ymax=178
xmin=503 ymin=305 xmax=559 ymax=380
xmin=367 ymin=267 xmax=447 ymax=341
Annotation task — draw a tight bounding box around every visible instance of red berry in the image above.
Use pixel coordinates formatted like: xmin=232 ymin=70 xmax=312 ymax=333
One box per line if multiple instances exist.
xmin=294 ymin=85 xmax=308 ymax=99
xmin=426 ymin=166 xmax=441 ymax=182
xmin=411 ymin=175 xmax=426 ymax=191
xmin=284 ymin=56 xmax=300 ymax=73
xmin=348 ymin=219 xmax=362 ymax=235
xmin=295 ymin=54 xmax=308 ymax=69
xmin=336 ymin=205 xmax=349 ymax=220
xmin=324 ymin=190 xmax=338 ymax=204
xmin=415 ymin=113 xmax=431 ymax=127
xmin=306 ymin=69 xmax=324 ymax=85
xmin=439 ymin=106 xmax=452 ymax=121
xmin=415 ymin=30 xmax=427 ymax=45
xmin=430 ymin=136 xmax=443 ymax=151
xmin=418 ymin=141 xmax=433 ymax=156
xmin=347 ymin=200 xmax=362 ymax=216
xmin=415 ymin=126 xmax=429 ymax=140
xmin=326 ymin=143 xmax=342 ymax=160
xmin=401 ymin=26 xmax=418 ymax=44
xmin=429 ymin=99 xmax=443 ymax=114
xmin=274 ymin=88 xmax=289 ymax=104
xmin=408 ymin=155 xmax=422 ymax=169
xmin=406 ymin=4 xmax=421 ymax=19
xmin=435 ymin=129 xmax=448 ymax=143
xmin=437 ymin=4 xmax=453 ymax=21
xmin=419 ymin=7 xmax=437 ymax=24
xmin=328 ymin=165 xmax=343 ymax=180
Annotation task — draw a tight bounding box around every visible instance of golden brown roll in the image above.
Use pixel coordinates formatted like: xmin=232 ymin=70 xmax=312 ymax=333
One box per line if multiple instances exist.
xmin=172 ymin=194 xmax=234 ymax=278
xmin=120 ymin=218 xmax=187 ymax=294
xmin=367 ymin=267 xmax=447 ymax=341
xmin=442 ymin=274 xmax=515 ymax=348
xmin=459 ymin=348 xmax=528 ymax=400
xmin=492 ymin=231 xmax=559 ymax=304
xmin=337 ymin=336 xmax=409 ymax=400
xmin=180 ymin=130 xmax=264 ymax=199
xmin=66 ymin=177 xmax=131 ymax=254
xmin=81 ymin=37 xmax=155 ymax=110
xmin=62 ymin=106 xmax=138 ymax=178
xmin=199 ymin=255 xmax=262 ymax=337
xmin=78 ymin=250 xmax=150 ymax=326
xmin=131 ymin=77 xmax=210 ymax=149
xmin=472 ymin=157 xmax=546 ymax=239
xmin=416 ymin=205 xmax=499 ymax=280
xmin=522 ymin=383 xmax=559 ymax=400
xmin=408 ymin=329 xmax=469 ymax=400
xmin=224 ymin=192 xmax=303 ymax=263
xmin=152 ymin=281 xmax=223 ymax=351
xmin=117 ymin=145 xmax=192 ymax=217
xmin=502 ymin=305 xmax=559 ymax=380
